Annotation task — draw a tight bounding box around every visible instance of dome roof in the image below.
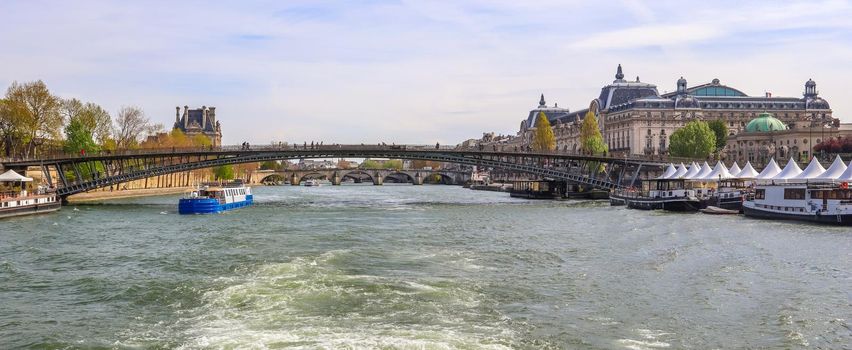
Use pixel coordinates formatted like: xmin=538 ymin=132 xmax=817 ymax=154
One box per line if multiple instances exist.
xmin=745 ymin=112 xmax=787 ymax=133
xmin=806 ymin=97 xmax=830 ymax=109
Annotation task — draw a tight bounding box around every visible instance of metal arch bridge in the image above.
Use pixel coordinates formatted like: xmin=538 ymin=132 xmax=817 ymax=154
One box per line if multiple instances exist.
xmin=0 ymin=144 xmax=669 ymax=198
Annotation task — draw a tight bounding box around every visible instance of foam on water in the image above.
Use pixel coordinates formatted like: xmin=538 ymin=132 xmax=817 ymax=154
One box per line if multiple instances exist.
xmin=173 ymin=250 xmax=518 ymax=349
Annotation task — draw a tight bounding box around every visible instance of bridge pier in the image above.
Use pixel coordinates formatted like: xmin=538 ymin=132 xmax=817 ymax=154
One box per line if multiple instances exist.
xmin=331 ymin=172 xmax=341 ymax=186
xmin=413 ymin=172 xmax=424 ymax=185
xmin=372 ymin=176 xmax=383 ymax=185
xmin=290 ymin=173 xmax=300 ymax=186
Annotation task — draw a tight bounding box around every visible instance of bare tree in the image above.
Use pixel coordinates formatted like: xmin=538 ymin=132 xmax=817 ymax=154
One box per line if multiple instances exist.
xmin=113 ymin=106 xmax=152 ymax=149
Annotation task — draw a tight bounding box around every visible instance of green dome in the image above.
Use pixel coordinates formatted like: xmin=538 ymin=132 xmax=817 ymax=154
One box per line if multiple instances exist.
xmin=745 ymin=112 xmax=787 ymax=133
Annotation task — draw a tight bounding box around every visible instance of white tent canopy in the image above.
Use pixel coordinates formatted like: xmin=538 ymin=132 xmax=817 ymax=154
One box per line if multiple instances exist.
xmin=682 ymin=162 xmax=701 ymax=179
xmin=835 ymin=160 xmax=852 ymax=181
xmin=702 ymin=161 xmax=734 ymax=181
xmin=755 ymin=158 xmax=782 ymax=179
xmin=693 ymin=162 xmax=713 ymax=179
xmin=817 ymin=156 xmax=848 ymax=180
xmin=658 ymin=163 xmax=677 ymax=179
xmin=735 ymin=161 xmax=760 ymax=179
xmin=728 ymin=162 xmax=742 ymax=177
xmin=0 ymin=170 xmax=33 ymax=182
xmin=671 ymin=163 xmax=688 ymax=179
xmin=773 ymin=158 xmax=803 ymax=180
xmin=793 ymin=157 xmax=827 ymax=180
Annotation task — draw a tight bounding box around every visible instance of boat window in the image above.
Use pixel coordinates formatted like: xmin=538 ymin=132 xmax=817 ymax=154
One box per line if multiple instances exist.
xmin=755 ymin=189 xmax=765 ymax=199
xmin=784 ymin=188 xmax=805 ymax=200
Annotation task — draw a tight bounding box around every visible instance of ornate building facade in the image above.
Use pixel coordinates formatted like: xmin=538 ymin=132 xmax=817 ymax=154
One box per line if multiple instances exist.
xmin=518 ymin=65 xmax=837 ymax=161
xmin=174 ymin=106 xmax=222 ymax=146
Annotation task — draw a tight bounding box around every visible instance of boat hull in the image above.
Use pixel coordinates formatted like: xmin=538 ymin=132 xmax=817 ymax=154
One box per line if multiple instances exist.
xmin=178 ymin=195 xmax=253 ymax=214
xmin=743 ymin=205 xmax=852 ymax=226
xmin=0 ymin=201 xmax=61 ymax=219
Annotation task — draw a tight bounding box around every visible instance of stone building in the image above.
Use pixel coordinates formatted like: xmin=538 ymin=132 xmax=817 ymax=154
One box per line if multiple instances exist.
xmin=174 ymin=106 xmax=222 ymax=145
xmin=726 ymin=112 xmax=852 ymax=167
xmin=518 ymin=65 xmax=836 ymax=158
xmin=517 ymin=94 xmax=572 ymax=147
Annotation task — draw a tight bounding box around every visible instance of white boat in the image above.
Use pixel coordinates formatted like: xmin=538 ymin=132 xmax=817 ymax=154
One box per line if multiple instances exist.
xmin=304 ymin=179 xmax=320 ymax=187
xmin=742 ymin=157 xmax=852 ymax=225
xmin=0 ymin=170 xmax=61 ymax=219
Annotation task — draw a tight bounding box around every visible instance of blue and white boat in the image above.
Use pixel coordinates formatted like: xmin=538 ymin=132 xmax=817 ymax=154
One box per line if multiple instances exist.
xmin=178 ymin=183 xmax=253 ymax=214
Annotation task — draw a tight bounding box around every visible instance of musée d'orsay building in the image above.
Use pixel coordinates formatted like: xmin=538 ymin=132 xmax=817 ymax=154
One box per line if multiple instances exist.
xmin=516 ymin=65 xmax=843 ymax=165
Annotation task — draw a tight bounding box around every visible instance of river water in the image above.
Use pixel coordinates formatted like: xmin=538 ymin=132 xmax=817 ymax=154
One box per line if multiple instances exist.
xmin=0 ymin=185 xmax=850 ymax=349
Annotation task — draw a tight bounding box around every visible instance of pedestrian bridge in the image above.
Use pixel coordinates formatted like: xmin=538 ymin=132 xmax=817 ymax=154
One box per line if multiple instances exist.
xmin=1 ymin=144 xmax=669 ymax=198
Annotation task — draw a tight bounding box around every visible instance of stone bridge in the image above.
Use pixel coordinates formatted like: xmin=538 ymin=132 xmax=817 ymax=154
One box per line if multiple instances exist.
xmin=250 ymin=168 xmax=469 ymax=185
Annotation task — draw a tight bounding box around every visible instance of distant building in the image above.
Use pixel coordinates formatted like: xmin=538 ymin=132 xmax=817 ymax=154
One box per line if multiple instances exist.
xmin=174 ymin=106 xmax=222 ymax=146
xmin=726 ymin=112 xmax=852 ymax=166
xmin=517 ymin=65 xmax=836 ymax=157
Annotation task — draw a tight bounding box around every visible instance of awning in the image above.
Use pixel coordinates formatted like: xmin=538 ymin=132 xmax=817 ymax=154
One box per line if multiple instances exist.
xmin=0 ymin=170 xmax=33 ymax=182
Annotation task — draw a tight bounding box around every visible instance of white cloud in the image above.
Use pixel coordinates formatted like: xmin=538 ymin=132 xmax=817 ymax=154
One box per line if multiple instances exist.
xmin=0 ymin=0 xmax=850 ymax=145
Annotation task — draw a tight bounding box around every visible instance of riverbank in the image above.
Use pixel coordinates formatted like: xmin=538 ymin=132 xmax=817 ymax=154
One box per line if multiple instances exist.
xmin=67 ymin=187 xmax=192 ymax=203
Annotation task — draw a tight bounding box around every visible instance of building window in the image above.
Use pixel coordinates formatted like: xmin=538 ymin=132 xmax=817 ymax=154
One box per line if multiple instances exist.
xmin=784 ymin=188 xmax=805 ymax=200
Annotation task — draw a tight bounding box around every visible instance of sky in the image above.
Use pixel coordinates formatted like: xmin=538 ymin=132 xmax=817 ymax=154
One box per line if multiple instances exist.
xmin=1 ymin=0 xmax=851 ymax=145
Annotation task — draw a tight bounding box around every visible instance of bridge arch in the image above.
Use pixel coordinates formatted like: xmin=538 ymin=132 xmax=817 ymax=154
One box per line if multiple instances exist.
xmin=339 ymin=170 xmax=375 ymax=184
xmin=259 ymin=173 xmax=287 ymax=185
xmin=382 ymin=171 xmax=416 ymax=184
xmin=296 ymin=172 xmax=330 ymax=185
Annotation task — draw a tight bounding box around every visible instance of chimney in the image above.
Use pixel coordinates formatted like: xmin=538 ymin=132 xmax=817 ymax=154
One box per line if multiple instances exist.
xmin=184 ymin=106 xmax=189 ymax=128
xmin=202 ymin=105 xmax=208 ymax=129
xmin=175 ymin=106 xmax=180 ymax=123
xmin=209 ymin=107 xmax=216 ymax=126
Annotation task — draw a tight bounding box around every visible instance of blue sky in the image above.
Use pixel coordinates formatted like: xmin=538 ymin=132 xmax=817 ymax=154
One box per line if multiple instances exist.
xmin=1 ymin=0 xmax=851 ymax=145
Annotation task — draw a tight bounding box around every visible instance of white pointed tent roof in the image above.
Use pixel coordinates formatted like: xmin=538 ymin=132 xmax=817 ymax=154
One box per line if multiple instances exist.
xmin=755 ymin=158 xmax=782 ymax=179
xmin=728 ymin=162 xmax=741 ymax=177
xmin=773 ymin=158 xmax=803 ymax=179
xmin=682 ymin=162 xmax=701 ymax=179
xmin=793 ymin=157 xmax=827 ymax=180
xmin=670 ymin=163 xmax=688 ymax=179
xmin=735 ymin=161 xmax=760 ymax=179
xmin=702 ymin=161 xmax=734 ymax=181
xmin=835 ymin=160 xmax=852 ymax=181
xmin=0 ymin=170 xmax=33 ymax=182
xmin=693 ymin=162 xmax=713 ymax=179
xmin=817 ymin=156 xmax=848 ymax=180
xmin=658 ymin=163 xmax=677 ymax=179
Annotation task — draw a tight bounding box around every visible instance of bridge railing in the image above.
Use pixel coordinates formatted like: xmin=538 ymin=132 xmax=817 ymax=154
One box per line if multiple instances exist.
xmin=5 ymin=143 xmax=679 ymax=165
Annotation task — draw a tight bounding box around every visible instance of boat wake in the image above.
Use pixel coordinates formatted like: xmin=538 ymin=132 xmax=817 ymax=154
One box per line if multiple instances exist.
xmin=172 ymin=250 xmax=519 ymax=349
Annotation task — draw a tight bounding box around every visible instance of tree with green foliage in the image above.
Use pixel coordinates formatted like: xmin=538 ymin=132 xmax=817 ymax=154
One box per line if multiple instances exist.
xmin=669 ymin=120 xmax=716 ymax=159
xmin=361 ymin=159 xmax=381 ymax=169
xmin=3 ymin=80 xmax=62 ymax=157
xmin=361 ymin=158 xmax=403 ymax=170
xmin=259 ymin=160 xmax=283 ymax=171
xmin=531 ymin=112 xmax=556 ymax=151
xmin=706 ymin=120 xmax=728 ymax=152
xmin=212 ymin=165 xmax=235 ymax=180
xmin=579 ymin=110 xmax=608 ymax=155
xmin=61 ymin=98 xmax=112 ymax=146
xmin=63 ymin=118 xmax=99 ymax=154
xmin=384 ymin=159 xmax=403 ymax=170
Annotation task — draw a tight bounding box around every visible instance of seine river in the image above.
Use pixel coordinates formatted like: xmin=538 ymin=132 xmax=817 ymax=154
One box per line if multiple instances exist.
xmin=1 ymin=185 xmax=850 ymax=349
